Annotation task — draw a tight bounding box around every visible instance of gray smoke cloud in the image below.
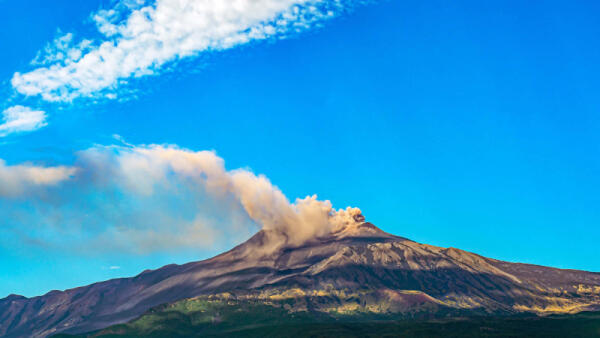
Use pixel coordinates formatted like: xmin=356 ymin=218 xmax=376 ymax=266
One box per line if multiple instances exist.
xmin=0 ymin=159 xmax=75 ymax=198
xmin=0 ymin=142 xmax=363 ymax=254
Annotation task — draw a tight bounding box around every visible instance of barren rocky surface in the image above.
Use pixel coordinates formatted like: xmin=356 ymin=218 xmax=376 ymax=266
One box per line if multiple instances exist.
xmin=1 ymin=222 xmax=599 ymax=337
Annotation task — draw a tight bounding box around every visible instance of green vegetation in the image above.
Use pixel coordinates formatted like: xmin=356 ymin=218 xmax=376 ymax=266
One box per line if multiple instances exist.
xmin=56 ymin=298 xmax=600 ymax=337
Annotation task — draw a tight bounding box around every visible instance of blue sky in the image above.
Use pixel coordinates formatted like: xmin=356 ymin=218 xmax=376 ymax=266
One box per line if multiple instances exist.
xmin=0 ymin=0 xmax=599 ymax=298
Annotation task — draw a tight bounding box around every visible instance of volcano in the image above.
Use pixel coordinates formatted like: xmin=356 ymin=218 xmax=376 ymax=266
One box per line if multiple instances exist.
xmin=1 ymin=221 xmax=600 ymax=337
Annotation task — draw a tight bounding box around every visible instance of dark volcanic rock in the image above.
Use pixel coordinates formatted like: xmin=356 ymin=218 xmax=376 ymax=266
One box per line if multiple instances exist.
xmin=1 ymin=223 xmax=599 ymax=337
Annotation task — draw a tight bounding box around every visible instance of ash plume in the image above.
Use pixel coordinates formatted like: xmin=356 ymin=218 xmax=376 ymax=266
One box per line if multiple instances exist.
xmin=0 ymin=142 xmax=364 ymax=253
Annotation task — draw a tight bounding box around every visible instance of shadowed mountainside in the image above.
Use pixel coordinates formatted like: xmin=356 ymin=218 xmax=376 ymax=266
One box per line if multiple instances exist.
xmin=58 ymin=301 xmax=600 ymax=337
xmin=1 ymin=222 xmax=600 ymax=337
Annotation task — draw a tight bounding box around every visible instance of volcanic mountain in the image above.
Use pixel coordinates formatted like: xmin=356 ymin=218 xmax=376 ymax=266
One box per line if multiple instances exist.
xmin=1 ymin=221 xmax=600 ymax=337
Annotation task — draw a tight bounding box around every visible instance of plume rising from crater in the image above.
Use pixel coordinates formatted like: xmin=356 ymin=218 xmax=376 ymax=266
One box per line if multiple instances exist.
xmin=0 ymin=142 xmax=363 ymax=253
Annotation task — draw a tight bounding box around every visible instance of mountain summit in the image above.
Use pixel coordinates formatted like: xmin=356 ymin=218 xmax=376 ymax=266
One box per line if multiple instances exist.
xmin=2 ymin=221 xmax=600 ymax=337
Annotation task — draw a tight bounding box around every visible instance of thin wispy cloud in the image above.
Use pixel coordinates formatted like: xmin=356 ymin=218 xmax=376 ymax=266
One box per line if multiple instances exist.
xmin=11 ymin=0 xmax=352 ymax=102
xmin=0 ymin=105 xmax=48 ymax=137
xmin=0 ymin=159 xmax=75 ymax=197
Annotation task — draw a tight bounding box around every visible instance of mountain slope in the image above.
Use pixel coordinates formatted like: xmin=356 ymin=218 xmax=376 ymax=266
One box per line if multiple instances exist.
xmin=59 ymin=301 xmax=600 ymax=337
xmin=1 ymin=222 xmax=600 ymax=337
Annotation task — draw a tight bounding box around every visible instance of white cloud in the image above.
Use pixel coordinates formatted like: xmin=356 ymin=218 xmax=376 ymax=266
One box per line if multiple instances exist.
xmin=30 ymin=33 xmax=94 ymax=67
xmin=0 ymin=105 xmax=48 ymax=137
xmin=11 ymin=0 xmax=349 ymax=102
xmin=0 ymin=142 xmax=363 ymax=254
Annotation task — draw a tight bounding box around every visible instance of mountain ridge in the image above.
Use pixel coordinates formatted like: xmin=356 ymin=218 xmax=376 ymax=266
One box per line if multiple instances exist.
xmin=2 ymin=222 xmax=600 ymax=337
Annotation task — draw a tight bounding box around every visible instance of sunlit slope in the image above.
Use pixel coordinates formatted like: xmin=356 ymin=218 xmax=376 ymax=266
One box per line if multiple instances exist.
xmin=2 ymin=222 xmax=600 ymax=337
xmin=59 ymin=298 xmax=600 ymax=337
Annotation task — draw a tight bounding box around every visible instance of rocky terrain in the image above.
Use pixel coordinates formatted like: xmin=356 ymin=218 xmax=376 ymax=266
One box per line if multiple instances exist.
xmin=1 ymin=221 xmax=600 ymax=337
